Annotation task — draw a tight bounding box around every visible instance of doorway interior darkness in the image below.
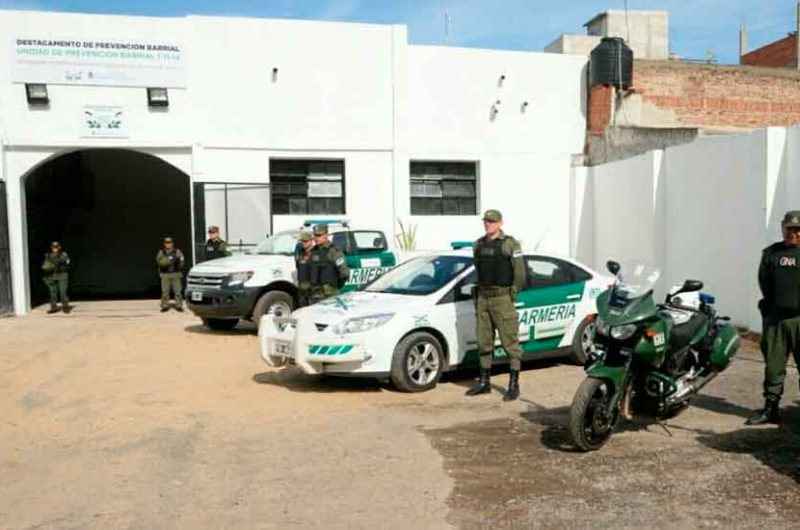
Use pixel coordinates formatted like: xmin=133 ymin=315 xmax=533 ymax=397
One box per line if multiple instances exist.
xmin=25 ymin=149 xmax=192 ymax=305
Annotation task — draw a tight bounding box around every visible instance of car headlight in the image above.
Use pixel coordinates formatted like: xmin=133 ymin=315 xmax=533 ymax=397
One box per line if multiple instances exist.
xmin=610 ymin=324 xmax=637 ymax=340
xmin=596 ymin=317 xmax=610 ymax=336
xmin=227 ymin=271 xmax=254 ymax=286
xmin=332 ymin=313 xmax=394 ymax=334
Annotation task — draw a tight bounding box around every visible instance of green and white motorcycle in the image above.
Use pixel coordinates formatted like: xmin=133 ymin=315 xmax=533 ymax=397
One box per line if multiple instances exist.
xmin=569 ymin=261 xmax=741 ymax=451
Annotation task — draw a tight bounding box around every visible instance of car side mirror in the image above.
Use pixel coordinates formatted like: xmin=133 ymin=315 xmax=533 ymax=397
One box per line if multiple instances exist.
xmin=606 ymin=260 xmax=621 ymax=276
xmin=459 ymin=283 xmax=477 ymax=299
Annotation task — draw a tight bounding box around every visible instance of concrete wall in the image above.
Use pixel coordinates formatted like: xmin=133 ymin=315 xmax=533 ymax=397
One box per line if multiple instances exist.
xmin=584 ymin=127 xmax=800 ymax=329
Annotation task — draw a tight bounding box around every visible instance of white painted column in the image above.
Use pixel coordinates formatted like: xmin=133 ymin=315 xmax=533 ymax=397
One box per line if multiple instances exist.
xmin=6 ymin=166 xmax=29 ymax=315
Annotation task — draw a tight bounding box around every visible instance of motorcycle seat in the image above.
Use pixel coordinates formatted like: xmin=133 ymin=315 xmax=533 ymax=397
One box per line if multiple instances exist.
xmin=670 ymin=313 xmax=708 ymax=350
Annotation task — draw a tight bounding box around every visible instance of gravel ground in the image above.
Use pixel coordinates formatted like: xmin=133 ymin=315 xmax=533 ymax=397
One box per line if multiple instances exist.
xmin=0 ymin=301 xmax=798 ymax=529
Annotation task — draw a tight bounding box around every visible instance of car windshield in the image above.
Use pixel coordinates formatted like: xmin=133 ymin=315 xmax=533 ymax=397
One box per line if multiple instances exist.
xmin=249 ymin=230 xmax=300 ymax=255
xmin=610 ymin=262 xmax=661 ymax=306
xmin=365 ymin=255 xmax=472 ymax=295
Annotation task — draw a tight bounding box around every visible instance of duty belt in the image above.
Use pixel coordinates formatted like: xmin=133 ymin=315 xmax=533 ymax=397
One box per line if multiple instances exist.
xmin=478 ymin=286 xmax=514 ymax=298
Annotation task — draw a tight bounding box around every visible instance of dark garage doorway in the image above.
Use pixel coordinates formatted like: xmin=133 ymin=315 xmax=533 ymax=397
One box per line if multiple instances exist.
xmin=25 ymin=149 xmax=192 ymax=306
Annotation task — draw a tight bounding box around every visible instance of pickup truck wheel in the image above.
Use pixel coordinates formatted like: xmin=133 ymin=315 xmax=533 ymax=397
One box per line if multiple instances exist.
xmin=390 ymin=332 xmax=444 ymax=393
xmin=570 ymin=316 xmax=596 ymax=365
xmin=202 ymin=318 xmax=239 ymax=331
xmin=253 ymin=291 xmax=294 ymax=324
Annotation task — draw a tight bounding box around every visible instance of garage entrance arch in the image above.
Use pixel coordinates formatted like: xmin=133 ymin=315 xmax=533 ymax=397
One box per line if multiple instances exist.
xmin=24 ymin=149 xmax=192 ymax=305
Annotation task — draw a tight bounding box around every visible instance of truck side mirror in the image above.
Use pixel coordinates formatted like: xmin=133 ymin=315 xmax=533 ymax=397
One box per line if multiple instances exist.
xmin=606 ymin=260 xmax=621 ymax=276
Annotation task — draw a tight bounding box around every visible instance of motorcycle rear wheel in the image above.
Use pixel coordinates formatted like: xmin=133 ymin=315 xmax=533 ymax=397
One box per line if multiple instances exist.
xmin=569 ymin=378 xmax=620 ymax=451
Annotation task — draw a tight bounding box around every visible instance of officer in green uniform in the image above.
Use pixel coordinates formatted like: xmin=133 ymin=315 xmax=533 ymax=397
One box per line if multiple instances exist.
xmin=156 ymin=236 xmax=185 ymax=312
xmin=295 ymin=231 xmax=315 ymax=308
xmin=466 ymin=209 xmax=526 ymax=401
xmin=41 ymin=241 xmax=71 ymax=314
xmin=308 ymin=224 xmax=349 ymax=304
xmin=747 ymin=210 xmax=800 ymax=425
xmin=204 ymin=226 xmax=230 ymax=261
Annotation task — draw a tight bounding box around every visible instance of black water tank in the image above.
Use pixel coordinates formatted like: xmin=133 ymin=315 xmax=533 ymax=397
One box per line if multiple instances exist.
xmin=590 ymin=37 xmax=633 ymax=89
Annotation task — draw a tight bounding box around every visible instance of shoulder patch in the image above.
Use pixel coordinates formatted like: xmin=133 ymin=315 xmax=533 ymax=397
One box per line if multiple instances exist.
xmin=335 ymin=257 xmax=345 ymax=266
xmin=512 ymin=250 xmax=524 ymax=258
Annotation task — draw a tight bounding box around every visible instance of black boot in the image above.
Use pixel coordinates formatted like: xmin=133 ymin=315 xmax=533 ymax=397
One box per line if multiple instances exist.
xmin=466 ymin=369 xmax=491 ymax=396
xmin=62 ymin=304 xmax=72 ymax=314
xmin=745 ymin=399 xmax=780 ymax=425
xmin=503 ymin=370 xmax=520 ymax=402
xmin=46 ymin=305 xmax=59 ymax=314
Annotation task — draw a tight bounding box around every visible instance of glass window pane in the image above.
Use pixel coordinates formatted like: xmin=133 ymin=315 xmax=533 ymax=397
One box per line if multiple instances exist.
xmin=442 ymin=180 xmax=475 ymax=198
xmin=442 ymin=198 xmax=460 ymax=215
xmin=459 ymin=198 xmax=477 ymax=215
xmin=289 ymin=197 xmax=307 ymax=214
xmin=272 ymin=197 xmax=289 ymax=214
xmin=308 ymin=180 xmax=342 ymax=198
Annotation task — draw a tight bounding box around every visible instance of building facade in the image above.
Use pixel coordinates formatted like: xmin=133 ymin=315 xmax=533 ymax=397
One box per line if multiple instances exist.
xmin=0 ymin=10 xmax=587 ymax=315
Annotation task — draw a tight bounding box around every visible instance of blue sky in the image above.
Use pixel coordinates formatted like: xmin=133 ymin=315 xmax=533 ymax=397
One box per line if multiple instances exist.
xmin=0 ymin=1 xmax=794 ymax=64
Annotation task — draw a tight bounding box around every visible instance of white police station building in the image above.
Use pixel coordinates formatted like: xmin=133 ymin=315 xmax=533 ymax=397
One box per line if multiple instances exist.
xmin=0 ymin=9 xmax=587 ymax=315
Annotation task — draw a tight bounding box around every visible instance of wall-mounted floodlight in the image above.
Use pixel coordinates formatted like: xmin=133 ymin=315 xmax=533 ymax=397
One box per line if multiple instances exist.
xmin=25 ymin=83 xmax=49 ymax=105
xmin=521 ymin=101 xmax=529 ymax=112
xmin=147 ymin=87 xmax=169 ymax=108
xmin=498 ymin=74 xmax=506 ymax=86
xmin=272 ymin=67 xmax=279 ymax=82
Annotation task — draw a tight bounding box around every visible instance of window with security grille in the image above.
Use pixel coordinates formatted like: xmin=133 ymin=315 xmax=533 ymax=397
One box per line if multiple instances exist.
xmin=270 ymin=160 xmax=345 ymax=215
xmin=410 ymin=162 xmax=477 ymax=216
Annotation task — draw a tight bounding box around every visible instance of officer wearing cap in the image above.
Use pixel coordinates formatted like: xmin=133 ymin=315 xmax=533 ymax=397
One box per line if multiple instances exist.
xmin=466 ymin=209 xmax=526 ymax=401
xmin=204 ymin=226 xmax=230 ymax=261
xmin=747 ymin=210 xmax=800 ymax=425
xmin=156 ymin=236 xmax=186 ymax=312
xmin=295 ymin=231 xmax=315 ymax=307
xmin=308 ymin=224 xmax=349 ymax=303
xmin=41 ymin=241 xmax=71 ymax=314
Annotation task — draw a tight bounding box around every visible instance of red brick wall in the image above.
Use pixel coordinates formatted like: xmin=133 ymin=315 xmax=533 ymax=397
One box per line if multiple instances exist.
xmin=590 ymin=59 xmax=800 ymax=131
xmin=588 ymin=84 xmax=614 ymax=134
xmin=741 ymin=35 xmax=797 ymax=68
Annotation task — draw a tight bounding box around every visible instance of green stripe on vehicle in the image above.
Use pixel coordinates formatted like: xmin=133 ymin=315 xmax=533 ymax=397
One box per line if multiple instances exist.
xmin=307 ymin=344 xmax=357 ymax=356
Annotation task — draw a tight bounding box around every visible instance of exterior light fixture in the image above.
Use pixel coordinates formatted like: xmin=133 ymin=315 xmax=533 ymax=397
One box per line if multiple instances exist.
xmin=147 ymin=87 xmax=169 ymax=108
xmin=272 ymin=67 xmax=279 ymax=82
xmin=25 ymin=83 xmax=49 ymax=105
xmin=521 ymin=101 xmax=529 ymax=112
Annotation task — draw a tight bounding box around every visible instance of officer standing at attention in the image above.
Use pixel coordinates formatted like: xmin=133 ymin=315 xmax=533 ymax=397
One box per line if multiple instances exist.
xmin=295 ymin=231 xmax=315 ymax=307
xmin=42 ymin=241 xmax=71 ymax=314
xmin=747 ymin=210 xmax=800 ymax=425
xmin=309 ymin=224 xmax=349 ymax=303
xmin=204 ymin=225 xmax=230 ymax=261
xmin=157 ymin=236 xmax=186 ymax=312
xmin=466 ymin=209 xmax=526 ymax=401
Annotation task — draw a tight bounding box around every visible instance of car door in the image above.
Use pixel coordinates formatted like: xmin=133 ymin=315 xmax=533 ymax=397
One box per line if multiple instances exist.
xmin=341 ymin=230 xmax=395 ymax=291
xmin=515 ymin=256 xmax=588 ymax=355
xmin=434 ymin=269 xmax=479 ymax=367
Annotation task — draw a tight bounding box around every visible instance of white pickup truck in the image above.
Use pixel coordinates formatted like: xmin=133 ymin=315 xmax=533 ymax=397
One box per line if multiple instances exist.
xmin=185 ymin=221 xmax=402 ymax=330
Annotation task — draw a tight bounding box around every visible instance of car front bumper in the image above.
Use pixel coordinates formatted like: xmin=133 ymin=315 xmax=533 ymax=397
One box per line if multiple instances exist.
xmin=186 ymin=286 xmax=261 ymax=319
xmin=258 ymin=315 xmax=390 ymax=376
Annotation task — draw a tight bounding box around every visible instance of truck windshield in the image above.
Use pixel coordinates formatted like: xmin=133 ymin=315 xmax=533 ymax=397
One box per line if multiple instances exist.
xmin=250 ymin=230 xmax=301 ymax=255
xmin=365 ymin=255 xmax=472 ymax=296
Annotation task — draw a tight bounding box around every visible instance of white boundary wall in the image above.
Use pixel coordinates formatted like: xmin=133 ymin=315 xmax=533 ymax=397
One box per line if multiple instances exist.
xmin=581 ymin=127 xmax=800 ymax=329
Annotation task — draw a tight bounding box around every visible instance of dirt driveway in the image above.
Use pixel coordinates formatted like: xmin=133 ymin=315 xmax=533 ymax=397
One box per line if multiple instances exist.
xmin=0 ymin=301 xmax=798 ymax=529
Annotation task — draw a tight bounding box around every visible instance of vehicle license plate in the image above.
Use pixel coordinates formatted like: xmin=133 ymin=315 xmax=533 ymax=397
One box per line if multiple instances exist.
xmin=191 ymin=291 xmax=203 ymax=302
xmin=274 ymin=340 xmax=292 ymax=355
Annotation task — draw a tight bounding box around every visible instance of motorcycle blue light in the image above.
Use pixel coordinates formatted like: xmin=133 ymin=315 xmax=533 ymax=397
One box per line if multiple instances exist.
xmin=699 ymin=293 xmax=715 ymax=305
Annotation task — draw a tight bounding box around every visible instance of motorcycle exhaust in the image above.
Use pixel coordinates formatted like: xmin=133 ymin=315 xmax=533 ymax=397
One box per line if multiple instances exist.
xmin=666 ymin=370 xmax=718 ymax=405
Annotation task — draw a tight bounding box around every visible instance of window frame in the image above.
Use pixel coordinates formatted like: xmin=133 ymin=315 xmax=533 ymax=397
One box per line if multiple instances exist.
xmin=410 ymin=161 xmax=478 ymax=216
xmin=270 ymin=159 xmax=346 ymax=215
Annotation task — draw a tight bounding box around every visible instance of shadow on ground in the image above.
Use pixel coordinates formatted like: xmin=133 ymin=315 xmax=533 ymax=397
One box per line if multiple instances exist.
xmin=697 ymin=404 xmax=800 ymax=485
xmin=252 ymin=367 xmax=385 ymax=393
xmin=183 ymin=324 xmax=255 ymax=336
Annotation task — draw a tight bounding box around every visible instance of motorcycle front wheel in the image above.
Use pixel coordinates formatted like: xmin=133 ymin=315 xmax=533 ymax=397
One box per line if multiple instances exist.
xmin=569 ymin=378 xmax=620 ymax=451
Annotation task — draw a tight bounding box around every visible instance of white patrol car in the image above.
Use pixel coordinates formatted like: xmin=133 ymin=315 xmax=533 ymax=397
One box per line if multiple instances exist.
xmin=259 ymin=249 xmax=612 ymax=392
xmin=186 ymin=220 xmax=400 ymax=331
